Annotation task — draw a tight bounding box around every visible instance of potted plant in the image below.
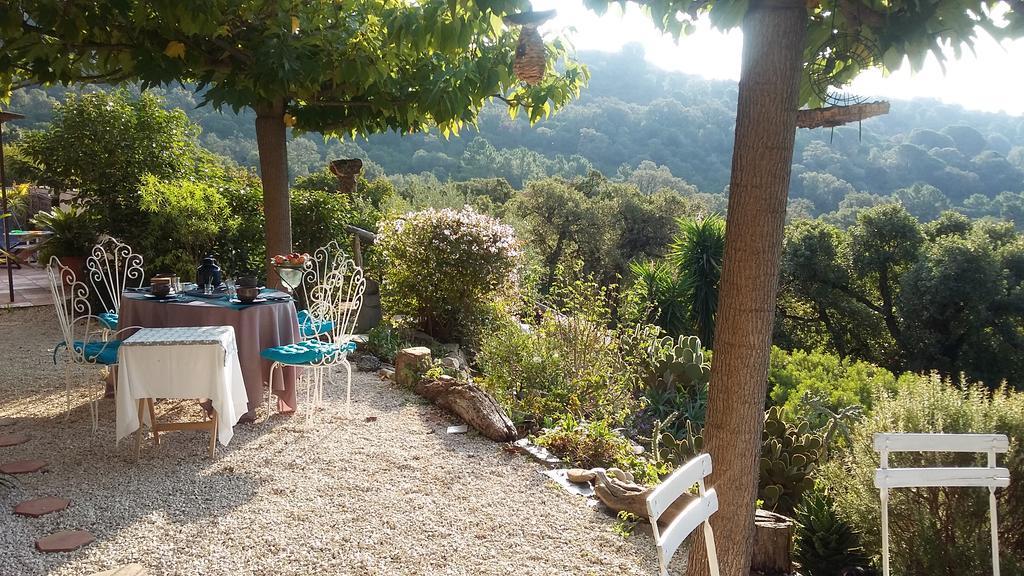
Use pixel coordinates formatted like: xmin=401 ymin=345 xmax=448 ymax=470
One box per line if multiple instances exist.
xmin=31 ymin=205 xmax=98 ymax=275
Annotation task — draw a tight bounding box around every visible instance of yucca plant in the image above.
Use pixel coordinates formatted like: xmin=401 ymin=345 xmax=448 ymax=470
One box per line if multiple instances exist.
xmin=628 ymin=259 xmax=690 ymax=337
xmin=795 ymin=489 xmax=873 ymax=576
xmin=668 ymin=214 xmax=725 ymax=348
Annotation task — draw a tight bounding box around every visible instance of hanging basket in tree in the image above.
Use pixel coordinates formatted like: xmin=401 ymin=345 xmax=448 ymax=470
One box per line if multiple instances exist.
xmin=505 ymin=10 xmax=556 ymax=85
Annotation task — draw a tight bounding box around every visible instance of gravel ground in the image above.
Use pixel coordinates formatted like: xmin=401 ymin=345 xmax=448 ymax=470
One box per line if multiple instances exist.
xmin=0 ymin=306 xmax=667 ymax=575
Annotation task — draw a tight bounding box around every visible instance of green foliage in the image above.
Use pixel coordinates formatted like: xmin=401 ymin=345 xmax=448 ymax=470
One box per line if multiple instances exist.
xmin=136 ymin=175 xmax=231 ymax=278
xmin=19 ymin=90 xmax=210 ymax=239
xmin=31 ymin=205 xmax=99 ymax=260
xmin=624 ymin=259 xmax=691 ymax=337
xmin=635 ymin=334 xmax=712 ymax=437
xmin=768 ymin=347 xmax=896 ymax=421
xmin=822 ymin=374 xmax=1024 ymax=576
xmin=534 ymin=415 xmax=659 ymax=485
xmin=794 ymin=488 xmax=872 ymax=576
xmin=759 ymin=406 xmax=824 ymax=515
xmin=668 ymin=214 xmax=725 ymax=347
xmin=778 ymin=204 xmax=1024 ymax=388
xmin=477 ymin=279 xmax=638 ymax=427
xmin=378 ymin=207 xmax=519 ymax=344
xmin=364 ymin=323 xmax=411 ymax=364
xmin=1 ymin=2 xmax=587 ymax=138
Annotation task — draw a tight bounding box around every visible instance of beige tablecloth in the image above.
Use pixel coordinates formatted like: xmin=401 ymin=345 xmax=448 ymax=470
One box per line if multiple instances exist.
xmin=118 ymin=293 xmax=301 ymax=412
xmin=116 ymin=326 xmax=247 ymax=444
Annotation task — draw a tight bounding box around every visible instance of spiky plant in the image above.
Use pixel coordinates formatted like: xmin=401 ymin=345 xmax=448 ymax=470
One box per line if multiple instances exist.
xmin=795 ymin=489 xmax=873 ymax=576
xmin=668 ymin=214 xmax=725 ymax=348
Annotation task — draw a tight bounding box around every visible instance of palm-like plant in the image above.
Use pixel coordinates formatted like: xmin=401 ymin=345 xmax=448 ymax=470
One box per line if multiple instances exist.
xmin=669 ymin=215 xmax=725 ymax=348
xmin=628 ymin=259 xmax=690 ymax=337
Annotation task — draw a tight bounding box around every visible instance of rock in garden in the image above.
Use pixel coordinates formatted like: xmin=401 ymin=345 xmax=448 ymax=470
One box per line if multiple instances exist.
xmin=394 ymin=347 xmax=432 ymax=388
xmin=567 ymin=468 xmax=596 ymax=483
xmin=355 ymin=354 xmax=382 ymax=372
xmin=35 ymin=530 xmax=94 ymax=552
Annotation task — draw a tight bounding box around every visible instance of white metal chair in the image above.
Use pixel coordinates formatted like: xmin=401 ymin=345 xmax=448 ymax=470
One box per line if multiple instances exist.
xmin=47 ymin=256 xmax=138 ymax=431
xmin=84 ymin=236 xmax=144 ymax=339
xmin=874 ymin=433 xmax=1011 ymax=576
xmin=646 ymin=453 xmax=721 ymax=576
xmin=293 ymin=240 xmax=348 ymax=339
xmin=262 ymin=256 xmax=366 ymax=421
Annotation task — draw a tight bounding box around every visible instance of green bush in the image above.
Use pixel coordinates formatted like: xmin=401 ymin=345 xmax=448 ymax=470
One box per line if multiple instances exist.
xmin=769 ymin=347 xmax=896 ymax=422
xmin=377 ymin=206 xmax=520 ymax=343
xmin=364 ymin=323 xmax=411 ymax=364
xmin=136 ymin=175 xmax=232 ymax=278
xmin=822 ymin=374 xmax=1024 ymax=576
xmin=477 ymin=280 xmax=638 ymax=427
xmin=534 ymin=415 xmax=659 ymax=484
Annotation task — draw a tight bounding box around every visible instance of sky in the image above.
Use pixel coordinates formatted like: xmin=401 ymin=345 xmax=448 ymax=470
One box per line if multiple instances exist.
xmin=530 ymin=0 xmax=1024 ymax=116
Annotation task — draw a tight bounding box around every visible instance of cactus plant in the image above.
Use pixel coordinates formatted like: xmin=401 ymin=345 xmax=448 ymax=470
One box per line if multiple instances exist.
xmin=640 ymin=335 xmax=711 ymax=436
xmin=759 ymin=406 xmax=823 ymax=515
xmin=794 ymin=489 xmax=873 ymax=576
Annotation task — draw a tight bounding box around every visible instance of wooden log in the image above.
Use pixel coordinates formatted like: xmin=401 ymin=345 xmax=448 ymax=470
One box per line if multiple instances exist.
xmin=796 ymin=101 xmax=890 ymax=129
xmin=751 ymin=509 xmax=794 ymax=575
xmin=414 ymin=376 xmax=518 ymax=441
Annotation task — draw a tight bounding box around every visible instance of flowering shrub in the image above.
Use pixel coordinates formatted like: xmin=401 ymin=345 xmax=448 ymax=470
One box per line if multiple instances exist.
xmin=377 ymin=207 xmax=520 ymax=343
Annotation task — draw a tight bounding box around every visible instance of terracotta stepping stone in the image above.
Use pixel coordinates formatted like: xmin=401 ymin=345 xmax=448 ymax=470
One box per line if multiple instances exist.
xmin=89 ymin=565 xmax=148 ymax=576
xmin=0 ymin=433 xmax=29 ymax=447
xmin=14 ymin=497 xmax=71 ymax=518
xmin=0 ymin=459 xmax=47 ymax=474
xmin=35 ymin=530 xmax=94 ymax=553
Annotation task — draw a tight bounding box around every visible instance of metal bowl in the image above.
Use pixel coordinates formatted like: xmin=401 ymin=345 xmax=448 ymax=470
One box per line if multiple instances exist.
xmin=236 ymin=286 xmax=261 ymax=303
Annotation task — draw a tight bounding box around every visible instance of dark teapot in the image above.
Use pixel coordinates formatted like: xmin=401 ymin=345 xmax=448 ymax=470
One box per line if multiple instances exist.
xmin=196 ymin=255 xmax=222 ymax=288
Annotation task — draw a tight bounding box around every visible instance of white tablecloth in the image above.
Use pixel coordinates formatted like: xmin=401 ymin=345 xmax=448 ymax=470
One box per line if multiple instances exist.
xmin=116 ymin=326 xmax=247 ymax=445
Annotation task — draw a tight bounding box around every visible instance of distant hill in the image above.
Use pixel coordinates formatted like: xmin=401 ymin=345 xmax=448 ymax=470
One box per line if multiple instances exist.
xmin=8 ymin=43 xmax=1024 ymax=221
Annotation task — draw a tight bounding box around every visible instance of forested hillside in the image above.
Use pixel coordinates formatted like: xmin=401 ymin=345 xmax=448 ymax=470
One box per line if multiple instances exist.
xmin=7 ymin=43 xmax=1024 ymax=224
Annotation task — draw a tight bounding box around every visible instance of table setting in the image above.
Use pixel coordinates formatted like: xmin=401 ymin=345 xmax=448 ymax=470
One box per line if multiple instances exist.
xmin=116 ymin=255 xmax=302 ymax=419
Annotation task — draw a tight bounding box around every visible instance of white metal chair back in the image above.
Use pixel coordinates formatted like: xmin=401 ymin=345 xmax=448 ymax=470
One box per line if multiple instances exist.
xmin=298 ymin=240 xmax=347 ymax=309
xmin=646 ymin=453 xmax=721 ymax=576
xmin=874 ymin=433 xmax=1010 ymax=576
xmin=85 ymin=236 xmax=144 ymax=314
xmin=47 ymin=256 xmax=96 ymax=364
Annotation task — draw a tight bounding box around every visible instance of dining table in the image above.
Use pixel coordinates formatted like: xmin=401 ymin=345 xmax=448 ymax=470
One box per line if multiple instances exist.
xmin=117 ymin=288 xmax=301 ymax=416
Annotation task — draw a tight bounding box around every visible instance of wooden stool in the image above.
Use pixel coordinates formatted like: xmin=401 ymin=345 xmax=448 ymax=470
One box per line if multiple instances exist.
xmin=135 ymin=399 xmax=218 ymax=458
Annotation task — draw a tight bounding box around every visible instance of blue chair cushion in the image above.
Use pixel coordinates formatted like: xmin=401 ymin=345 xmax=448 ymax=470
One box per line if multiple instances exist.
xmin=296 ymin=309 xmax=334 ymax=338
xmin=261 ymin=340 xmax=356 ymax=366
xmin=98 ymin=312 xmax=119 ymax=330
xmin=69 ymin=340 xmax=122 ymax=365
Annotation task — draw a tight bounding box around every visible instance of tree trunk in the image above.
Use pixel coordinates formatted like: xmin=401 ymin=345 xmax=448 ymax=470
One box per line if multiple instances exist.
xmin=686 ymin=2 xmax=806 ymax=576
xmin=254 ymin=99 xmax=292 ymax=288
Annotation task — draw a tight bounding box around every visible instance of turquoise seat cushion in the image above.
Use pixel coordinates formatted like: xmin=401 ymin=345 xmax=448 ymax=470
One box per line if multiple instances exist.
xmin=296 ymin=309 xmax=334 ymax=338
xmin=261 ymin=340 xmax=356 ymax=366
xmin=98 ymin=312 xmax=119 ymax=330
xmin=71 ymin=339 xmax=122 ymax=365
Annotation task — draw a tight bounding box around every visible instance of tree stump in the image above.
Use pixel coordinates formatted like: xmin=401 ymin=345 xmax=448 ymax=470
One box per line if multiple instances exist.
xmin=751 ymin=509 xmax=794 ymax=575
xmin=394 ymin=347 xmax=432 ymax=388
xmin=414 ymin=376 xmax=518 ymax=441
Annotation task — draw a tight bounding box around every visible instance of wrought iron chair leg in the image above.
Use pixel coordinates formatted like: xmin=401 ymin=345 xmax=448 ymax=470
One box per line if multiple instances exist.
xmin=266 ymin=362 xmax=280 ymax=420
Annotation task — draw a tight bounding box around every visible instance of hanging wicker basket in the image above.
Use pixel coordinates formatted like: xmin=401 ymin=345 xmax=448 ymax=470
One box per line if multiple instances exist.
xmin=514 ymin=26 xmax=547 ymax=85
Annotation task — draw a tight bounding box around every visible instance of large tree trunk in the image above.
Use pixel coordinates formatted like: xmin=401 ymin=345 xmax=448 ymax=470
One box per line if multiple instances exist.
xmin=686 ymin=2 xmax=806 ymax=576
xmin=254 ymin=99 xmax=292 ymax=288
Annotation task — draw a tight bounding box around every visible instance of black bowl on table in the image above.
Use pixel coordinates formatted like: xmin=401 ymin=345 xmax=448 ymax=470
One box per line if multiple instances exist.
xmin=236 ymin=286 xmax=261 ymax=303
xmin=150 ymin=283 xmax=172 ymax=297
xmin=237 ymin=275 xmax=260 ymax=288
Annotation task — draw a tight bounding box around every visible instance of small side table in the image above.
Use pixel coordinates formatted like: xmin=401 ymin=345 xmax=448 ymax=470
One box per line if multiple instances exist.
xmin=116 ymin=326 xmax=247 ymax=458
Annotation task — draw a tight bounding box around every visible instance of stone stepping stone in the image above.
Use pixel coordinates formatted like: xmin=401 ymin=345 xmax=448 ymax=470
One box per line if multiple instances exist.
xmin=0 ymin=433 xmax=30 ymax=447
xmin=0 ymin=459 xmax=47 ymax=474
xmin=0 ymin=417 xmax=15 ymax=426
xmin=35 ymin=530 xmax=95 ymax=553
xmin=14 ymin=497 xmax=71 ymax=518
xmin=89 ymin=564 xmax=148 ymax=576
